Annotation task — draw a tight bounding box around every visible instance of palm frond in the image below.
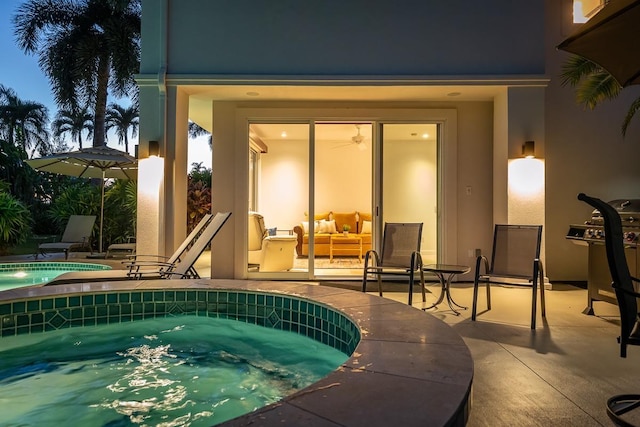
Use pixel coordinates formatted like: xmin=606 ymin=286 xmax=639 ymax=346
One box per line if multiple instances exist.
xmin=622 ymin=97 xmax=640 ymax=137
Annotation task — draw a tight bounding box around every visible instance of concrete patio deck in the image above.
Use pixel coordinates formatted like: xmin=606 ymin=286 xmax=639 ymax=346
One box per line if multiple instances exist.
xmin=1 ymin=252 xmax=637 ymax=426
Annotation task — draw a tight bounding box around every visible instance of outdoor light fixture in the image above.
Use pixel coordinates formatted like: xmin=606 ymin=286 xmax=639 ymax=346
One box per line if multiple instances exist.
xmin=522 ymin=141 xmax=535 ymax=158
xmin=148 ymin=140 xmax=160 ymax=157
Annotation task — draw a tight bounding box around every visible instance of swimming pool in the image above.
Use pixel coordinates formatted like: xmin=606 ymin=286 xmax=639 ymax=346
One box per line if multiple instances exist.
xmin=0 ymin=262 xmax=111 ymax=290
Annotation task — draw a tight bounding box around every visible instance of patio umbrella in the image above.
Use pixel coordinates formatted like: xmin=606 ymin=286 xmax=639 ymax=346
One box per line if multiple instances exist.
xmin=26 ymin=145 xmax=137 ymax=255
xmin=557 ymin=0 xmax=640 ymax=87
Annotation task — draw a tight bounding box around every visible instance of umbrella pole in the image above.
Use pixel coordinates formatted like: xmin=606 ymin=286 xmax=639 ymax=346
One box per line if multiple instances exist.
xmin=100 ymin=171 xmax=105 ymax=254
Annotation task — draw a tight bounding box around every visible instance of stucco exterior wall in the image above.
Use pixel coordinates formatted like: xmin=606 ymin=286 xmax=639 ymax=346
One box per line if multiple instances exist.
xmin=163 ymin=0 xmax=545 ymax=77
xmin=545 ymin=0 xmax=640 ymax=281
xmin=138 ymin=0 xmax=640 ymax=281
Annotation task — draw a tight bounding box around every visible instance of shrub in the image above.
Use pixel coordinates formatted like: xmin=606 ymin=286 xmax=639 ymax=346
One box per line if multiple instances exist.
xmin=0 ymin=190 xmax=32 ymax=255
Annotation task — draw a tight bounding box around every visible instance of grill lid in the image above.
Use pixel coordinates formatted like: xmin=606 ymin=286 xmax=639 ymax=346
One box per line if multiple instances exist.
xmin=591 ymin=199 xmax=640 ymax=222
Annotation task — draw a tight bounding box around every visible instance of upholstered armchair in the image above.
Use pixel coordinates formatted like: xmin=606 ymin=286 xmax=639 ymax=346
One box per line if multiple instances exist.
xmin=248 ymin=212 xmax=297 ymax=272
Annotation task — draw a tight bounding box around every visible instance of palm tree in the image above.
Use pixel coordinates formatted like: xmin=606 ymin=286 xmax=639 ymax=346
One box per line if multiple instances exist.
xmin=106 ymin=102 xmax=138 ymax=153
xmin=561 ymin=55 xmax=640 ymax=136
xmin=188 ymin=121 xmax=213 ymax=148
xmin=13 ymin=0 xmax=141 ymax=148
xmin=52 ymin=106 xmax=93 ymax=150
xmin=0 ymin=84 xmax=50 ymax=158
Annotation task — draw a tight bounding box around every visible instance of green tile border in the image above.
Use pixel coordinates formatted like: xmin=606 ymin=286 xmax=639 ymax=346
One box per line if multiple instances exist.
xmin=0 ymin=262 xmax=111 ymax=272
xmin=0 ymin=290 xmax=360 ymax=355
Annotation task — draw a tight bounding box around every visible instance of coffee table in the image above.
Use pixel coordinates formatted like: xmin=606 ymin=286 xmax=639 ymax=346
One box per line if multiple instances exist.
xmin=329 ymin=234 xmax=363 ymax=262
xmin=422 ymin=264 xmax=470 ymax=315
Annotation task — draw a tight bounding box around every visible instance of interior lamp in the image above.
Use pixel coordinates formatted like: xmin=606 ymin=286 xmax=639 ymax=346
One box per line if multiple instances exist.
xmin=522 ymin=141 xmax=535 ymax=158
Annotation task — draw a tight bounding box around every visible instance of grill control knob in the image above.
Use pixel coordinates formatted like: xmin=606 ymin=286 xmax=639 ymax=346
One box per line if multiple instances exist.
xmin=627 ymin=232 xmax=636 ymax=241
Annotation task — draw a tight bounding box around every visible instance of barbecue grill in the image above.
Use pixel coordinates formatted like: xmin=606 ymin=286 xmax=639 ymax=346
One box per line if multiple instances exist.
xmin=566 ymin=199 xmax=640 ymax=314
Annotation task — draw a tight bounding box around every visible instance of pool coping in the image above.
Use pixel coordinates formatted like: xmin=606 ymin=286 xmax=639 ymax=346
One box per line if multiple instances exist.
xmin=0 ymin=279 xmax=473 ymax=427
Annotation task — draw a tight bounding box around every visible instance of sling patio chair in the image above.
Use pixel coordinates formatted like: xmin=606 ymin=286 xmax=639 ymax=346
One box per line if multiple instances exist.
xmin=471 ymin=224 xmax=545 ymax=329
xmin=578 ymin=193 xmax=640 ymax=426
xmin=154 ymin=211 xmax=232 ymax=279
xmin=362 ymin=222 xmax=425 ymax=306
xmin=46 ymin=213 xmax=230 ymax=285
xmin=36 ymin=215 xmax=96 ymax=259
xmin=123 ymin=213 xmax=213 ymax=273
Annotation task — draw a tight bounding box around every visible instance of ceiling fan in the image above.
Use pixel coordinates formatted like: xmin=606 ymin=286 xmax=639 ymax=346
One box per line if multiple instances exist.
xmin=331 ymin=124 xmax=367 ymax=150
xmin=351 ymin=125 xmax=367 ymax=151
xmin=328 ymin=124 xmax=369 ymax=151
xmin=351 ymin=125 xmax=365 ymax=145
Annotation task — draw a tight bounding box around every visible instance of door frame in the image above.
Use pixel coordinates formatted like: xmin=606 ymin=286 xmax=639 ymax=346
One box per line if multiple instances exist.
xmin=236 ymin=106 xmax=458 ymax=280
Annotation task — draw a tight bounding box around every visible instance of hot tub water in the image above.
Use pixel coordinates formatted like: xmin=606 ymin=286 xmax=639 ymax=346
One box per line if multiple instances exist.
xmin=0 ymin=315 xmax=348 ymax=426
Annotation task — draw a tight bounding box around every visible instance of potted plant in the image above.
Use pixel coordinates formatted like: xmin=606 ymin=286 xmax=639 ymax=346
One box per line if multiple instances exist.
xmin=342 ymin=224 xmax=351 ymax=236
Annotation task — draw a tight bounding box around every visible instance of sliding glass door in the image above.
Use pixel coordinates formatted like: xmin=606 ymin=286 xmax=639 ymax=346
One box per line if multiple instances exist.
xmin=246 ymin=120 xmax=440 ymax=278
xmin=380 ymin=123 xmax=439 ymax=264
xmin=247 ymin=123 xmax=309 ymax=275
xmin=313 ymin=123 xmax=372 ymax=275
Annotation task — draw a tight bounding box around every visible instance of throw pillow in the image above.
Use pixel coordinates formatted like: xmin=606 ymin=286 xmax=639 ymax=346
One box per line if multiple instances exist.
xmin=317 ymin=219 xmax=338 ymax=234
xmin=361 ymin=220 xmax=372 ymax=234
xmin=267 ymin=227 xmax=277 ymax=236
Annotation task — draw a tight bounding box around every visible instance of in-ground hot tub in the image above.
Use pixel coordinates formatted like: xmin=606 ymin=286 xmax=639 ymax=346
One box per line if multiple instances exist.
xmin=0 ymin=279 xmax=473 ymax=426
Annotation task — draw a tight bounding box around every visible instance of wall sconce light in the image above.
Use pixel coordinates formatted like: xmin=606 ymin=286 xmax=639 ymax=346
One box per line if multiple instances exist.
xmin=148 ymin=140 xmax=159 ymax=157
xmin=522 ymin=140 xmax=535 ymax=158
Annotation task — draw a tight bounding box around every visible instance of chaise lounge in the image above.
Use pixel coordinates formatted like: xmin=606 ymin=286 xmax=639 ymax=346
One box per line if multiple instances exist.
xmin=36 ymin=215 xmax=96 ymax=259
xmin=46 ymin=212 xmax=231 ymax=284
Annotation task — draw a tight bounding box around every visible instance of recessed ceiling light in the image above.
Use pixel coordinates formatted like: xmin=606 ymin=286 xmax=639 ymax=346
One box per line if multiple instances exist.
xmin=422 ymin=133 xmax=429 ymax=139
xmin=246 ymin=91 xmax=260 ymax=96
xmin=447 ymin=92 xmax=461 ymax=97
xmin=281 ymin=131 xmax=287 ymax=138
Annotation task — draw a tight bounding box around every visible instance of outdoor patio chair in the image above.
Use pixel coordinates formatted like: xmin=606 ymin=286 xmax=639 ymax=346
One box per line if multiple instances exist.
xmin=106 ymin=237 xmax=136 ymax=259
xmin=123 ymin=213 xmax=213 ymax=271
xmin=36 ymin=215 xmax=96 ymax=259
xmin=471 ymin=224 xmax=545 ymax=329
xmin=362 ymin=222 xmax=425 ymax=305
xmin=46 ymin=213 xmax=226 ymax=284
xmin=154 ymin=211 xmax=232 ymax=279
xmin=578 ymin=193 xmax=640 ymax=426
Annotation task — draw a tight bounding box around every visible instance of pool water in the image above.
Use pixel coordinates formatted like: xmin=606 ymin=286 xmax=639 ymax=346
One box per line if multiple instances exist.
xmin=0 ymin=262 xmax=111 ymax=290
xmin=0 ymin=315 xmax=348 ymax=426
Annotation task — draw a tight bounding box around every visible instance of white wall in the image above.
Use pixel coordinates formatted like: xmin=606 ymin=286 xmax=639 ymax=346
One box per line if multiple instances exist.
xmin=258 ymin=137 xmax=373 ymax=231
xmin=315 ymin=140 xmax=372 ymax=214
xmin=383 ymin=139 xmax=437 ymax=262
xmin=258 ymin=138 xmax=308 ymax=231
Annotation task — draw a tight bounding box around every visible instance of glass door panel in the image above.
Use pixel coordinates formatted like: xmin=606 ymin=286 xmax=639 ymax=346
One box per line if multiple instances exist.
xmin=247 ymin=123 xmax=309 ymax=274
xmin=313 ymin=123 xmax=372 ymax=276
xmin=381 ymin=123 xmax=439 ymax=264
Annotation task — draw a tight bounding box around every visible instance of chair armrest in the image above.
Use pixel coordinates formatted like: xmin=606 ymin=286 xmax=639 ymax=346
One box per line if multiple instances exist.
xmin=123 ymin=260 xmax=174 ymax=274
xmin=363 ymin=249 xmax=380 ymax=270
xmin=293 ymin=225 xmax=304 ymax=256
xmin=474 ymin=255 xmax=490 ymax=279
xmin=411 ymin=251 xmax=423 ymax=270
xmin=125 ymin=254 xmax=171 ymax=263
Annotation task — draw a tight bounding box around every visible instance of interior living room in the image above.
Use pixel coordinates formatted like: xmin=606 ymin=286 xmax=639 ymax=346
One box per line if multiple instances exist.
xmin=246 ymin=122 xmax=438 ymax=278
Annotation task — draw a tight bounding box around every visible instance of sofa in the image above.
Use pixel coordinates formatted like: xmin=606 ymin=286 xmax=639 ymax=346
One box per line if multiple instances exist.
xmin=293 ymin=211 xmax=372 ymax=257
